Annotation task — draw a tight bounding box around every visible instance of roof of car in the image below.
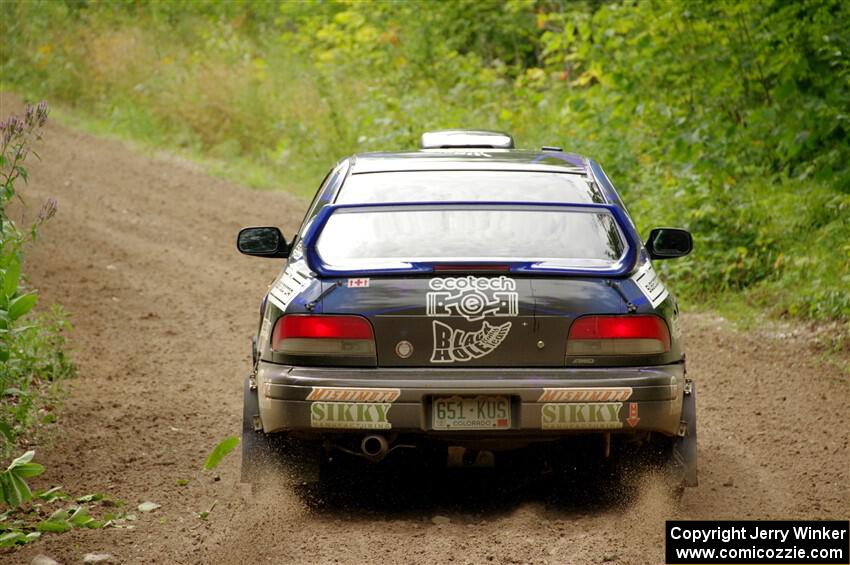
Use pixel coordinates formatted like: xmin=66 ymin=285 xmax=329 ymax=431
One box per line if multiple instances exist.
xmin=349 ymin=149 xmax=588 ymax=175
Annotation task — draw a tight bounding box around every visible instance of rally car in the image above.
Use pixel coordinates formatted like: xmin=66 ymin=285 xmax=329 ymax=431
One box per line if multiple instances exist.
xmin=237 ymin=130 xmax=696 ymax=488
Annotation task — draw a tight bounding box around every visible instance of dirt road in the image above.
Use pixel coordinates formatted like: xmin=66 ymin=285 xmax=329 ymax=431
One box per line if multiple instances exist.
xmin=3 ymin=93 xmax=848 ymax=564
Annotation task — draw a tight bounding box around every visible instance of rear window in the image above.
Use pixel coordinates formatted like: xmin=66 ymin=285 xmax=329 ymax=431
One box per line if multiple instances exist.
xmin=337 ymin=171 xmax=603 ymax=204
xmin=314 ymin=205 xmax=627 ymax=271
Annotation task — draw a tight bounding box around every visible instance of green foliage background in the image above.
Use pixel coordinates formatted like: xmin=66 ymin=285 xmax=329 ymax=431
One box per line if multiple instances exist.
xmin=2 ymin=0 xmax=848 ymax=322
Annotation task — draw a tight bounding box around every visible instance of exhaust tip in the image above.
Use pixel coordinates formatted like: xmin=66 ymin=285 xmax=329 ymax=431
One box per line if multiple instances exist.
xmin=360 ymin=435 xmax=389 ymax=462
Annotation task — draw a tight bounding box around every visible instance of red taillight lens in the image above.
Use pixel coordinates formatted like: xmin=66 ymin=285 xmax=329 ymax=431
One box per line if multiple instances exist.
xmin=272 ymin=315 xmax=375 ymax=356
xmin=278 ymin=315 xmax=374 ymax=340
xmin=567 ymin=315 xmax=670 ymax=355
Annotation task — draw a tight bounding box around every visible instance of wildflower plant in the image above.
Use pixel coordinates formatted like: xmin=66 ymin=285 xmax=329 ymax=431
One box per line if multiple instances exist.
xmin=1 ymin=100 xmax=50 ymax=242
xmin=0 ymin=102 xmax=74 ymax=461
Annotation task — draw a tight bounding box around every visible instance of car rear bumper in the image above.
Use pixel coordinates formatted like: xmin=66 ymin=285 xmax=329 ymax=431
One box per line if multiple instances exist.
xmin=256 ymin=361 xmax=686 ymax=438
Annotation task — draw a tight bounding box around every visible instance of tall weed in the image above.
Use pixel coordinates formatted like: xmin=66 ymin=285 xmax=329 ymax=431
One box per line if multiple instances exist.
xmin=0 ymin=102 xmax=74 ymax=458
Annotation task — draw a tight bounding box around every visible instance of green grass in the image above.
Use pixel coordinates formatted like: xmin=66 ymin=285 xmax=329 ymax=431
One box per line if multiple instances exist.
xmin=43 ymin=99 xmax=309 ymax=198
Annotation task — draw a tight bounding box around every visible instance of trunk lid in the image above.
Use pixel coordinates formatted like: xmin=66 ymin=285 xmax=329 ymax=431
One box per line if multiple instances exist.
xmin=320 ymin=275 xmax=629 ymax=367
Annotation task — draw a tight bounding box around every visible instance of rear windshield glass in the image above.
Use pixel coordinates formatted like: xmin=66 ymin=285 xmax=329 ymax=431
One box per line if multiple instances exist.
xmin=337 ymin=171 xmax=602 ymax=204
xmin=314 ymin=205 xmax=626 ymax=271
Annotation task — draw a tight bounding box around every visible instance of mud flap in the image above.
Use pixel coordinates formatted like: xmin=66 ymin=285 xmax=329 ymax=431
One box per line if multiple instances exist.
xmin=241 ymin=377 xmax=322 ymax=485
xmin=241 ymin=376 xmax=275 ymax=483
xmin=672 ymin=380 xmax=698 ymax=487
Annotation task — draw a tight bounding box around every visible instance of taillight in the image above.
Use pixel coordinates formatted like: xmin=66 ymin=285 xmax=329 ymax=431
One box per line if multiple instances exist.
xmin=567 ymin=315 xmax=670 ymax=356
xmin=271 ymin=315 xmax=376 ymax=356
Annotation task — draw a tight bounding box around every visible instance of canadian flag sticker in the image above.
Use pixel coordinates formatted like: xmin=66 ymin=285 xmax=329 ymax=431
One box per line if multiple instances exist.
xmin=347 ymin=278 xmax=370 ymax=288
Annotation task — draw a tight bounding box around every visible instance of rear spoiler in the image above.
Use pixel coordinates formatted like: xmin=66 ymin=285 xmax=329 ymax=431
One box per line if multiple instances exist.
xmin=301 ymin=201 xmax=641 ymax=277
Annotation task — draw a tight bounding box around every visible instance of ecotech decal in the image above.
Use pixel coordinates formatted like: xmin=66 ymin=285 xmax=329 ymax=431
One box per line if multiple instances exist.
xmin=426 ymin=276 xmax=519 ymax=363
xmin=308 ymin=387 xmax=399 ymax=430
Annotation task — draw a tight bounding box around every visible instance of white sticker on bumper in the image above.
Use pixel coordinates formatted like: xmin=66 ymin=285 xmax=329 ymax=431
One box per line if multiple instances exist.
xmin=310 ymin=402 xmax=392 ymax=430
xmin=541 ymin=402 xmax=624 ymax=430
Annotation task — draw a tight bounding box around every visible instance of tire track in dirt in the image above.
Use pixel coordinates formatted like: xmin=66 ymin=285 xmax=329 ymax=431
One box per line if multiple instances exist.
xmin=2 ymin=92 xmax=847 ymax=565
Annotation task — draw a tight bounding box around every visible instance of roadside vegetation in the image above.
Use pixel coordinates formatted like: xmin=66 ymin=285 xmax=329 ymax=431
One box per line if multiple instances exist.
xmin=0 ymin=103 xmax=79 ymax=545
xmin=0 ymin=103 xmax=73 ymax=455
xmin=2 ymin=0 xmax=848 ymax=330
xmin=0 ymin=434 xmax=238 ymax=548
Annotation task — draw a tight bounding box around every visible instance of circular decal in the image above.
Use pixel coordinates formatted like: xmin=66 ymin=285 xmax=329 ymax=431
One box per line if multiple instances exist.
xmin=395 ymin=340 xmax=414 ymax=359
xmin=459 ymin=292 xmax=486 ymax=317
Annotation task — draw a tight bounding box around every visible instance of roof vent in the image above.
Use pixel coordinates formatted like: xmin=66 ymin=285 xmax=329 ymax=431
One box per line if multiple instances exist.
xmin=420 ymin=130 xmax=514 ymax=150
xmin=541 ymin=145 xmax=562 ymax=152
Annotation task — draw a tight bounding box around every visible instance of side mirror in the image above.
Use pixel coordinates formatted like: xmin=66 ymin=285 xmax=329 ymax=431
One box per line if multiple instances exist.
xmin=237 ymin=227 xmax=290 ymax=258
xmin=645 ymin=228 xmax=692 ymax=259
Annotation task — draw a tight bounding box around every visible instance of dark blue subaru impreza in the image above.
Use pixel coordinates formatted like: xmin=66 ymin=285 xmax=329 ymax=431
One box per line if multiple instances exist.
xmin=237 ymin=130 xmax=696 ymax=488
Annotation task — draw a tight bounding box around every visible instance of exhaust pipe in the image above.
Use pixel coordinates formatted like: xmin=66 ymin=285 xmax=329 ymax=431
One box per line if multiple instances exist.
xmin=360 ymin=434 xmax=390 ymax=462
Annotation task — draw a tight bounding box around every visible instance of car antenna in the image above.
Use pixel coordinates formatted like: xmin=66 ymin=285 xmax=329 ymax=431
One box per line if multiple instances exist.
xmin=605 ymin=279 xmax=637 ymax=313
xmin=306 ymin=280 xmax=345 ymax=311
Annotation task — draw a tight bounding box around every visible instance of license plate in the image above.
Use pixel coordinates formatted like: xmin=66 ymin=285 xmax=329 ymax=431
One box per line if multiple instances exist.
xmin=432 ymin=396 xmax=510 ymax=430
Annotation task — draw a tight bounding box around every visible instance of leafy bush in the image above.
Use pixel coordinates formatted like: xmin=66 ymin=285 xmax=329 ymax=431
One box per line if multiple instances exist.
xmin=0 ymin=102 xmax=74 ymax=457
xmin=1 ymin=0 xmax=847 ymax=322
